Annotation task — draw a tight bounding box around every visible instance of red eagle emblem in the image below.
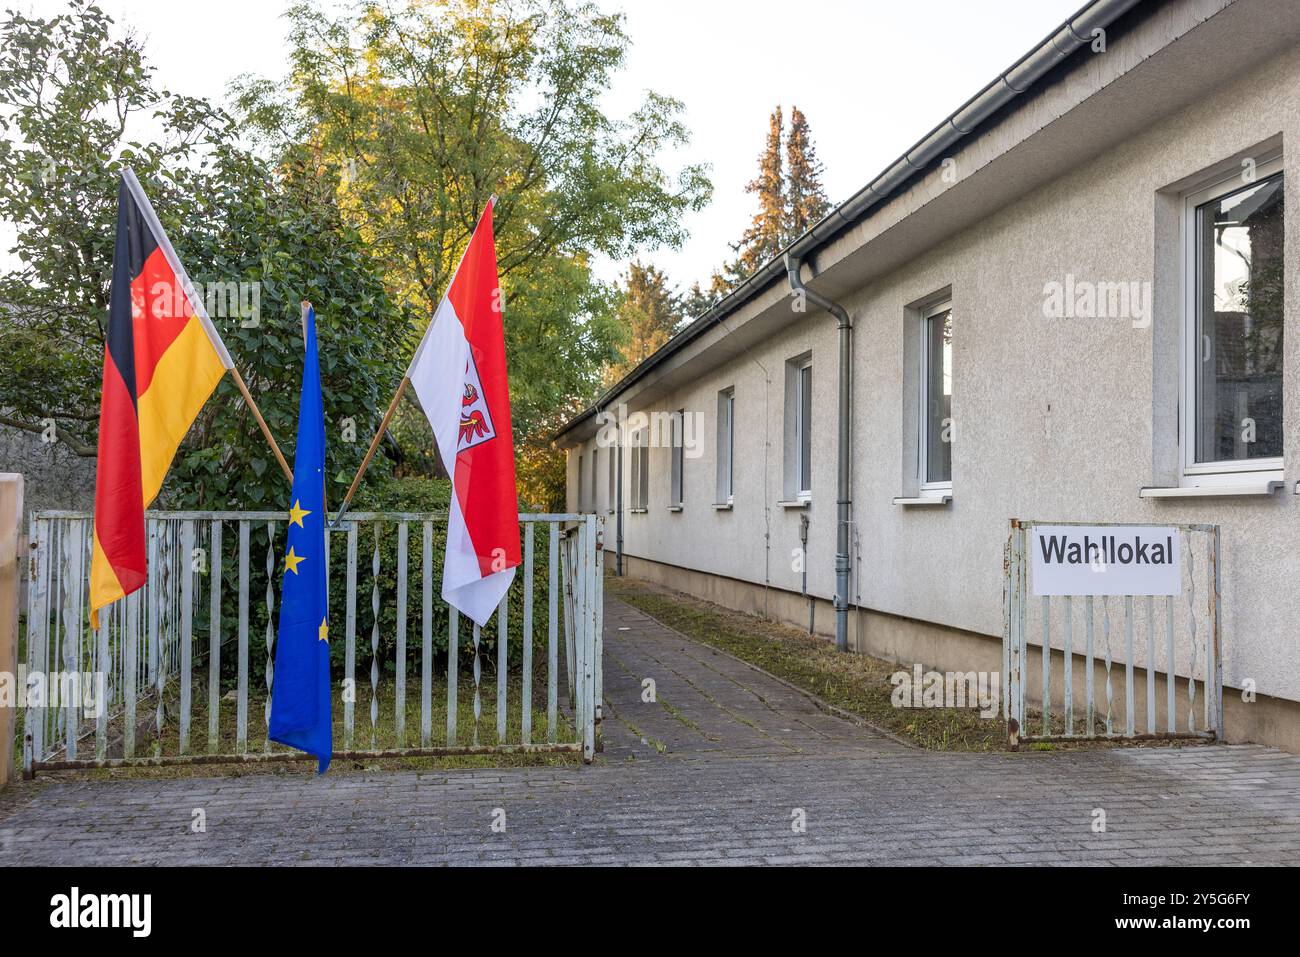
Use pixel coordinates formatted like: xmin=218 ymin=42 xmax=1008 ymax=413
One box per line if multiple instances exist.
xmin=459 ymin=382 xmax=489 ymax=445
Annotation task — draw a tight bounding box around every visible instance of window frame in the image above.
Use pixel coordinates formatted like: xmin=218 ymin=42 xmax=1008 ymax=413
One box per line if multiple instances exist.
xmin=669 ymin=409 xmax=685 ymax=508
xmin=1179 ymin=154 xmax=1285 ymax=486
xmin=716 ymin=388 xmax=735 ymax=504
xmin=919 ymin=298 xmax=954 ymax=493
xmin=795 ymin=357 xmax=813 ymax=500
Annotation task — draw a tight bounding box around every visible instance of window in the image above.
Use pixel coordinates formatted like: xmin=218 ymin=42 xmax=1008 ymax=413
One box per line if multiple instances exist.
xmin=608 ymin=443 xmax=616 ymax=513
xmin=783 ymin=355 xmax=813 ymax=501
xmin=591 ymin=449 xmax=599 ymax=512
xmin=576 ymin=453 xmax=584 ymax=512
xmin=629 ymin=427 xmax=650 ymax=510
xmin=669 ymin=410 xmax=685 ymax=507
xmin=1182 ymin=159 xmax=1284 ymax=481
xmin=716 ymin=388 xmax=734 ymax=503
xmin=921 ymin=300 xmax=953 ymax=488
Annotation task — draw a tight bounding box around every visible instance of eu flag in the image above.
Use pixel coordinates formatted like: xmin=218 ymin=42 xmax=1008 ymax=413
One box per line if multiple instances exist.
xmin=268 ymin=305 xmax=332 ymax=772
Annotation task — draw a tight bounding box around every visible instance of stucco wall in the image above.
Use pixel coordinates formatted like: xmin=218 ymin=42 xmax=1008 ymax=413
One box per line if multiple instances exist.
xmin=570 ymin=9 xmax=1300 ymax=705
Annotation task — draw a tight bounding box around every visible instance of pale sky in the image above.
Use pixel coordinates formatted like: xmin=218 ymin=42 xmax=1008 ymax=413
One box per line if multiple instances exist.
xmin=6 ymin=0 xmax=1084 ymax=291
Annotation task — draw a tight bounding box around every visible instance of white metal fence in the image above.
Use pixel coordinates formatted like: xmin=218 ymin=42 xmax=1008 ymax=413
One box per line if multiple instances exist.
xmin=1002 ymin=519 xmax=1222 ymax=746
xmin=20 ymin=510 xmax=602 ymax=776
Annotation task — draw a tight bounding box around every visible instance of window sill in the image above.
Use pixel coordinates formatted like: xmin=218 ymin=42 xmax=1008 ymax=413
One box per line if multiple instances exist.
xmin=892 ymin=494 xmax=952 ymax=507
xmin=777 ymin=499 xmax=811 ymax=509
xmin=629 ymin=507 xmax=648 ymax=514
xmin=712 ymin=502 xmax=733 ymax=511
xmin=666 ymin=505 xmax=683 ymax=513
xmin=1140 ymin=480 xmax=1282 ymax=499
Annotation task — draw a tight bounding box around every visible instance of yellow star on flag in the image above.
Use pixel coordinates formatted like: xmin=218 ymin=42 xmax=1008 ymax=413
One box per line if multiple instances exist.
xmin=288 ymin=499 xmax=311 ymax=528
xmin=318 ymin=618 xmax=329 ymax=642
xmin=284 ymin=546 xmax=306 ymax=575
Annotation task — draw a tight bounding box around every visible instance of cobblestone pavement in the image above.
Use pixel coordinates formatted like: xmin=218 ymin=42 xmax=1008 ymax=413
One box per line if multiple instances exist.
xmin=3 ymin=595 xmax=1300 ymax=866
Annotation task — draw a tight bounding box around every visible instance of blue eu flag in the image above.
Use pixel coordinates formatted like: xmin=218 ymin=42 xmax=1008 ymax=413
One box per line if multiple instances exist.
xmin=268 ymin=305 xmax=332 ymax=772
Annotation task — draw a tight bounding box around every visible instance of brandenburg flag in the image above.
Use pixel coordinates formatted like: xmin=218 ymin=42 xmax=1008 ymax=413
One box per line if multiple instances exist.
xmin=407 ymin=198 xmax=521 ymax=626
xmin=89 ymin=169 xmax=232 ymax=627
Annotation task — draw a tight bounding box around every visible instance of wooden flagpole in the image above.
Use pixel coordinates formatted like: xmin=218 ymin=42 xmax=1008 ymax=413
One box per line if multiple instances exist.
xmin=332 ymin=376 xmax=409 ymax=526
xmin=230 ymin=368 xmax=293 ymax=482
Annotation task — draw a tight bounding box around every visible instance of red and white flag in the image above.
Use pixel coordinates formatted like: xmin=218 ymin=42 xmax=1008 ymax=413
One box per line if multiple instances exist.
xmin=409 ymin=198 xmax=521 ymax=626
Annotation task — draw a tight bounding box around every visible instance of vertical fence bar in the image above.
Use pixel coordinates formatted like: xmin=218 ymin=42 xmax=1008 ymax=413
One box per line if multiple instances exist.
xmin=370 ymin=524 xmax=380 ymax=751
xmin=1001 ymin=533 xmax=1010 ymax=721
xmin=1211 ymin=526 xmax=1223 ymax=736
xmin=1124 ymin=595 xmax=1134 ymax=738
xmin=548 ymin=522 xmax=559 ymax=743
xmin=179 ymin=520 xmax=195 ymax=755
xmin=1146 ymin=595 xmax=1156 ymax=735
xmin=24 ymin=516 xmax=48 ymax=771
xmin=1040 ymin=595 xmax=1050 ymax=736
xmin=1165 ymin=595 xmax=1176 ymax=734
xmin=594 ymin=518 xmax=603 ymax=727
xmin=1018 ymin=525 xmax=1028 ymax=727
xmin=447 ymin=607 xmax=459 ymax=746
xmin=422 ymin=521 xmax=432 ymax=748
xmin=496 ymin=596 xmax=508 ymax=744
xmin=562 ymin=534 xmax=576 ymax=709
xmin=62 ymin=520 xmax=83 ymax=760
xmin=147 ymin=522 xmax=158 ymax=689
xmin=207 ymin=520 xmax=222 ymax=754
xmin=396 ymin=521 xmax=407 ymax=749
xmin=1102 ymin=597 xmax=1113 ymax=737
xmin=472 ymin=621 xmax=482 ymax=747
xmin=1062 ymin=596 xmax=1073 ymax=736
xmin=1005 ymin=524 xmax=1021 ymax=734
xmin=1084 ymin=595 xmax=1094 ymax=737
xmin=344 ymin=521 xmax=357 ymax=749
xmin=124 ymin=590 xmax=138 ymax=759
xmin=236 ymin=520 xmax=250 ymax=755
xmin=95 ymin=606 xmax=109 ymax=761
xmin=583 ymin=514 xmax=597 ymax=760
xmin=1185 ymin=535 xmax=1197 ymax=734
xmin=263 ymin=521 xmax=276 ymax=752
xmin=522 ymin=522 xmax=534 ymax=745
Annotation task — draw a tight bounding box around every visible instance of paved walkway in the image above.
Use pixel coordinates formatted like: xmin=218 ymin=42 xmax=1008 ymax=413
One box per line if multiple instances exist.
xmin=3 ymin=594 xmax=1300 ymax=865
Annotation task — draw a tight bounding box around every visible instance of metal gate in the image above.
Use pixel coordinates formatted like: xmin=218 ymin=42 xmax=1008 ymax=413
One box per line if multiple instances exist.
xmin=1003 ymin=519 xmax=1222 ymax=746
xmin=20 ymin=510 xmax=602 ymax=776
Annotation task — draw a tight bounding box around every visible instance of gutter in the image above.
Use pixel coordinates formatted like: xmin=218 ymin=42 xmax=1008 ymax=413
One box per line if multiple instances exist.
xmin=553 ymin=0 xmax=1144 ymax=444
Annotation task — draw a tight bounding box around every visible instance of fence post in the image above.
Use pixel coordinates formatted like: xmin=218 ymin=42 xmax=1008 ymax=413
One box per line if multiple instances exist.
xmin=0 ymin=475 xmax=22 ymax=789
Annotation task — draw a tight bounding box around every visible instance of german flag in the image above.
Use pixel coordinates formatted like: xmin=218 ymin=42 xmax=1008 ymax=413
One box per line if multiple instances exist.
xmin=90 ymin=171 xmax=231 ymax=627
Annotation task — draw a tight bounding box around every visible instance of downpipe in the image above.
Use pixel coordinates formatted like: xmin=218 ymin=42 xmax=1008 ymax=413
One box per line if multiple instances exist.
xmin=785 ymin=252 xmax=851 ymax=653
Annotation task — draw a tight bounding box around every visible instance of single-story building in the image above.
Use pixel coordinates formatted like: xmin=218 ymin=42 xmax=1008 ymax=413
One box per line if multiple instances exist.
xmin=555 ymin=0 xmax=1300 ymax=752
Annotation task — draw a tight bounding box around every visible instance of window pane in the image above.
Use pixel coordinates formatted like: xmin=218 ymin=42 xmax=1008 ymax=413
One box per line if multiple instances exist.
xmin=926 ymin=308 xmax=953 ymax=484
xmin=1195 ymin=173 xmax=1284 ymax=464
xmin=799 ymin=365 xmax=812 ymax=492
xmin=725 ymin=393 xmax=734 ymax=496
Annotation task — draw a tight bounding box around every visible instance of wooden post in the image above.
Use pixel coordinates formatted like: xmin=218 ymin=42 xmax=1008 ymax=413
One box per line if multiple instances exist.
xmin=0 ymin=474 xmax=23 ymax=789
xmin=333 ymin=376 xmax=410 ymax=524
xmin=229 ymin=367 xmax=293 ymax=483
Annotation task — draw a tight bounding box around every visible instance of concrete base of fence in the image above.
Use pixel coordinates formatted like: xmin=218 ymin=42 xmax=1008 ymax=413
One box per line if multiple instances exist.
xmin=0 ymin=475 xmax=22 ymax=790
xmin=620 ymin=552 xmax=1300 ymax=755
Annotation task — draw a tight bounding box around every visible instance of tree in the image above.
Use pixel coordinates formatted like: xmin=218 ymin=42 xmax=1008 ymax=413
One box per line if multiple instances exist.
xmin=785 ymin=106 xmax=831 ymax=237
xmin=233 ymin=0 xmax=712 ymax=508
xmin=605 ymin=261 xmax=682 ymax=383
xmin=0 ymin=0 xmax=411 ymax=509
xmin=726 ymin=106 xmax=785 ymax=283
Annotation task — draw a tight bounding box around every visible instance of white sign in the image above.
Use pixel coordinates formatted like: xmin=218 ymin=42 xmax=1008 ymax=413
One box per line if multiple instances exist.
xmin=1029 ymin=525 xmax=1181 ymax=597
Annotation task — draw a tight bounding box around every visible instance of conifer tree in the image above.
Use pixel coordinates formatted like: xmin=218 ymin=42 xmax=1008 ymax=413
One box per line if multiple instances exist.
xmin=727 ymin=106 xmax=786 ymax=281
xmin=785 ymin=105 xmax=831 ymax=237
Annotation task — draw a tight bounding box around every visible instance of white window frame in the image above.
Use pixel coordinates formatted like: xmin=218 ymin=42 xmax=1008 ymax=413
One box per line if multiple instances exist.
xmin=716 ymin=388 xmax=734 ymax=504
xmin=608 ymin=442 xmax=617 ymax=514
xmin=919 ymin=299 xmax=953 ymax=493
xmin=1179 ymin=154 xmax=1284 ymax=487
xmin=591 ymin=448 xmax=600 ymax=513
xmin=576 ymin=453 xmax=584 ymax=512
xmin=795 ymin=357 xmax=813 ymax=501
xmin=669 ymin=410 xmax=685 ymax=508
